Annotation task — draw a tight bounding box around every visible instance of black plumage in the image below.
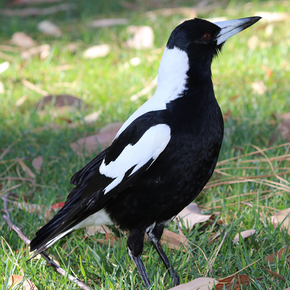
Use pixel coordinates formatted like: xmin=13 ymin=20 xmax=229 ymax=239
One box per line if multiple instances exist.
xmin=30 ymin=16 xmax=261 ymax=287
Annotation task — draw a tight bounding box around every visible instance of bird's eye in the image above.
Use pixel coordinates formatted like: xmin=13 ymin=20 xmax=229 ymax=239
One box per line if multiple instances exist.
xmin=203 ymin=33 xmax=211 ymax=41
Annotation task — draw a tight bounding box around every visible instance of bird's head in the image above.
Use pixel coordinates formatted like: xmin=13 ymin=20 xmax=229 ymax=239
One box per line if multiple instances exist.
xmin=166 ymin=17 xmax=261 ymax=63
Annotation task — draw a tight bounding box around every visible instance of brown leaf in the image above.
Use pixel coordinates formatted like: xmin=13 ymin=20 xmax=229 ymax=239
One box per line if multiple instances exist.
xmin=19 ymin=159 xmax=36 ymax=179
xmin=11 ymin=32 xmax=36 ymax=48
xmin=159 ymin=229 xmax=188 ymax=252
xmin=232 ymin=229 xmax=256 ymax=243
xmin=96 ymin=233 xmax=120 ymax=247
xmin=8 ymin=275 xmax=38 ymax=289
xmin=215 ymin=274 xmax=250 ymax=290
xmin=177 ymin=203 xmax=215 ymax=229
xmin=83 ymin=44 xmax=110 ymax=59
xmin=35 ymin=94 xmax=84 ymax=111
xmin=70 ymin=122 xmax=123 ymax=156
xmin=127 ymin=26 xmax=154 ymax=49
xmin=32 ymin=156 xmax=43 ymax=174
xmin=264 ymin=247 xmax=290 ymax=263
xmin=167 ymin=277 xmax=217 ymax=290
xmin=90 ymin=18 xmax=128 ymax=28
xmin=86 ymin=225 xmax=113 ymax=236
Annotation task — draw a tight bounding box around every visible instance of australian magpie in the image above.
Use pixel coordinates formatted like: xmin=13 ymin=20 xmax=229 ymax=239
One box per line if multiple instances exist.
xmin=30 ymin=16 xmax=261 ymax=287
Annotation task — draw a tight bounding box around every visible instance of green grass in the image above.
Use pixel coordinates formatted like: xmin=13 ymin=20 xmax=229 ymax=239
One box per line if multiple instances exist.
xmin=1 ymin=0 xmax=290 ymax=289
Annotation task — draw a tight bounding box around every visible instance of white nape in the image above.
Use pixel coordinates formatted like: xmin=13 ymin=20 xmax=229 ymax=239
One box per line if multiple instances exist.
xmin=115 ymin=47 xmax=189 ymax=138
xmin=100 ymin=124 xmax=171 ymax=194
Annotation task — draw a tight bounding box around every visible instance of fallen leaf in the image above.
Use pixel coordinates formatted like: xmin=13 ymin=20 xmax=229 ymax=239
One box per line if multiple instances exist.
xmin=32 ymin=156 xmax=43 ymax=174
xmin=21 ymin=44 xmax=50 ymax=59
xmin=232 ymin=229 xmax=256 ymax=243
xmin=159 ymin=229 xmax=188 ymax=252
xmin=127 ymin=26 xmax=154 ymax=49
xmin=83 ymin=44 xmax=110 ymax=59
xmin=90 ymin=18 xmax=128 ymax=27
xmin=167 ymin=277 xmax=217 ymax=290
xmin=251 ymin=81 xmax=267 ymax=95
xmin=35 ymin=94 xmax=84 ymax=115
xmin=37 ymin=20 xmax=62 ymax=37
xmin=96 ymin=233 xmax=120 ymax=247
xmin=50 ymin=202 xmax=65 ymax=209
xmin=84 ymin=110 xmax=103 ymax=124
xmin=86 ymin=225 xmax=113 ymax=236
xmin=177 ymin=203 xmax=215 ymax=229
xmin=70 ymin=122 xmax=123 ymax=156
xmin=269 ymin=208 xmax=290 ymax=235
xmin=11 ymin=32 xmax=36 ymax=48
xmin=0 ymin=61 xmax=9 ymax=74
xmin=19 ymin=159 xmax=36 ymax=179
xmin=8 ymin=275 xmax=38 ymax=290
xmin=265 ymin=247 xmax=290 ymax=263
xmin=215 ymin=274 xmax=250 ymax=290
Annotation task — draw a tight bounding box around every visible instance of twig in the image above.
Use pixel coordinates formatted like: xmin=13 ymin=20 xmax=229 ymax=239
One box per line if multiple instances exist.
xmin=2 ymin=193 xmax=91 ymax=290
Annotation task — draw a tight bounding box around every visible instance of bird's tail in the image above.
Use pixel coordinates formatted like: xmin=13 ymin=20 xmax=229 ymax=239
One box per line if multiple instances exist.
xmin=29 ymin=186 xmax=82 ymax=256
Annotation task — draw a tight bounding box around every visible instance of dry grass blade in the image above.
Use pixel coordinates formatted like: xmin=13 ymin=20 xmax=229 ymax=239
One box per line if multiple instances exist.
xmin=259 ymin=264 xmax=286 ymax=281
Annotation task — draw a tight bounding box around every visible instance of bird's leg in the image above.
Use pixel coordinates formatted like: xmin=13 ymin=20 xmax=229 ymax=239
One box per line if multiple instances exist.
xmin=127 ymin=229 xmax=151 ymax=288
xmin=148 ymin=224 xmax=180 ymax=286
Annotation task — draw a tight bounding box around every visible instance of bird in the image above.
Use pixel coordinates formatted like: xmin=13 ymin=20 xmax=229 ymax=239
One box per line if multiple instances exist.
xmin=30 ymin=16 xmax=261 ymax=288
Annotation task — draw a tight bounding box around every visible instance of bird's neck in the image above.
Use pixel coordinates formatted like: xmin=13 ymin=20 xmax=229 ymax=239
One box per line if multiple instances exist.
xmin=156 ymin=47 xmax=213 ymax=103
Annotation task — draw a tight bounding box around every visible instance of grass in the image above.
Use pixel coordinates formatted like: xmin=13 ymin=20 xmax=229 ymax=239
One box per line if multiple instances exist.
xmin=1 ymin=0 xmax=290 ymax=289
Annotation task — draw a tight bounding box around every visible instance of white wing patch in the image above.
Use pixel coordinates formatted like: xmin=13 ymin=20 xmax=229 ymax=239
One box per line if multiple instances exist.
xmin=100 ymin=124 xmax=171 ymax=194
xmin=116 ymin=47 xmax=189 ymax=138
